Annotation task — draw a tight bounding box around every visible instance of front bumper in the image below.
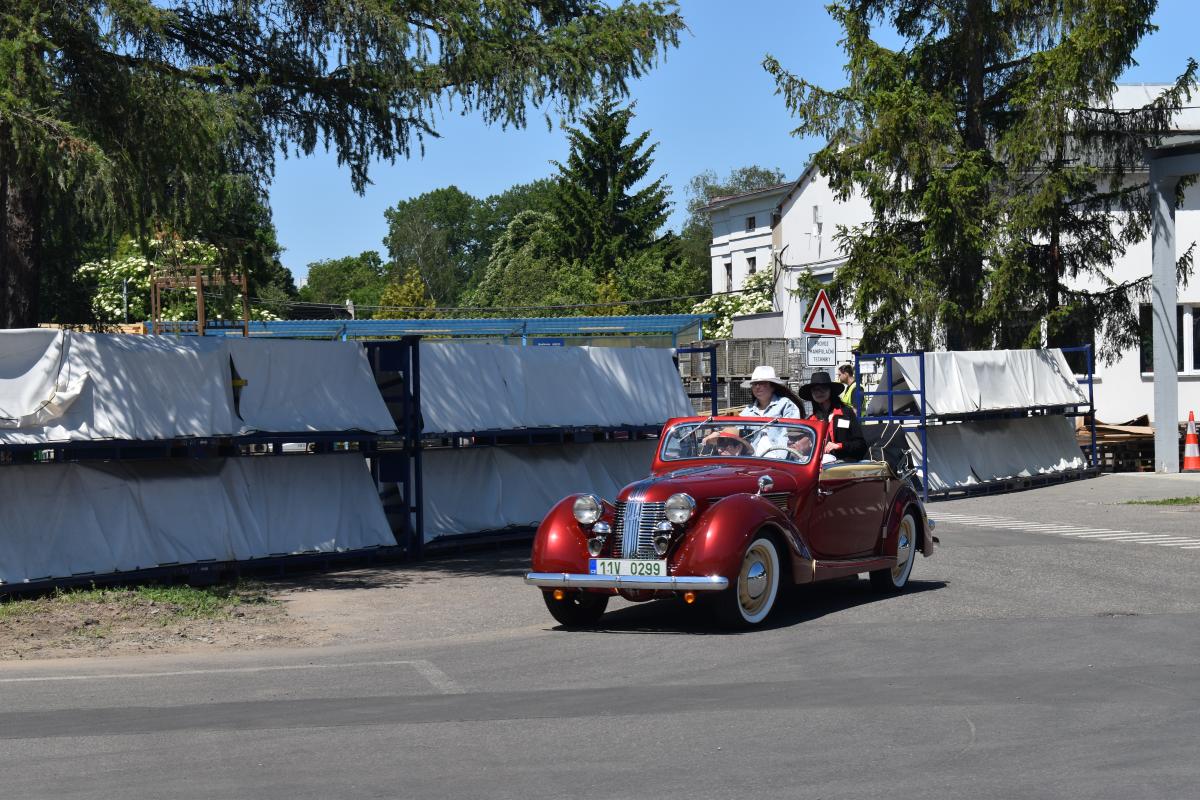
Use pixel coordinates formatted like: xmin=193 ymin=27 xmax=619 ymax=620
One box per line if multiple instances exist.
xmin=524 ymin=572 xmax=729 ymax=591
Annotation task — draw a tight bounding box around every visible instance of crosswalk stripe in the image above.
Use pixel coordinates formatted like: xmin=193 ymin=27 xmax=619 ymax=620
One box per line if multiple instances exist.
xmin=929 ymin=513 xmax=1199 ymax=550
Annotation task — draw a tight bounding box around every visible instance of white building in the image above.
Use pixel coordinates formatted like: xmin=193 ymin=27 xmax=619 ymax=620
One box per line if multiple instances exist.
xmin=707 ymin=85 xmax=1200 ymax=424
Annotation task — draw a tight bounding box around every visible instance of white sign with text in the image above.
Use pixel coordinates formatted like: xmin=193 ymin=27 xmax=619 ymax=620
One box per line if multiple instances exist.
xmin=806 ymin=335 xmax=836 ymax=367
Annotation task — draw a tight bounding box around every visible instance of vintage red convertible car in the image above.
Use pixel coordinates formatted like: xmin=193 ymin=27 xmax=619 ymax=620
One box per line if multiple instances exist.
xmin=525 ymin=416 xmax=935 ymax=628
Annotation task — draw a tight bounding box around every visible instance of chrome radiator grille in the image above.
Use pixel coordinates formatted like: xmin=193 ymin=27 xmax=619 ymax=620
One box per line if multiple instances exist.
xmin=612 ymin=500 xmax=666 ymax=559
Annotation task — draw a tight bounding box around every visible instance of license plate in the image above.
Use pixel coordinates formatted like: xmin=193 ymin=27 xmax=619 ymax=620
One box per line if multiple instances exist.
xmin=588 ymin=558 xmax=667 ymax=577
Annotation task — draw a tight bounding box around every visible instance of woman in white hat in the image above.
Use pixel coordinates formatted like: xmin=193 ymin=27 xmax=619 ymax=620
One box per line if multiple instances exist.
xmin=740 ymin=365 xmax=804 ymax=419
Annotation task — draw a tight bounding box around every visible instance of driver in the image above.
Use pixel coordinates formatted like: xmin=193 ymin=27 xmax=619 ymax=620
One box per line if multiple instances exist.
xmin=787 ymin=430 xmax=814 ymax=461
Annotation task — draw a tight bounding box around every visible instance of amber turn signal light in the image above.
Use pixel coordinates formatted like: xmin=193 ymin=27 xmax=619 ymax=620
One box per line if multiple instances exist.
xmin=552 ymin=589 xmax=565 ymax=601
xmin=683 ymin=591 xmax=696 ymax=604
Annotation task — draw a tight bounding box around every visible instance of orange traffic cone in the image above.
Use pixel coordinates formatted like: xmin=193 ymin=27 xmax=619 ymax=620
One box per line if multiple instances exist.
xmin=1184 ymin=411 xmax=1200 ymax=473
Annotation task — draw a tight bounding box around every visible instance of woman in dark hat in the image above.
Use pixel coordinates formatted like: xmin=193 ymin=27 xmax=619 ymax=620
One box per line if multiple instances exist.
xmin=798 ymin=370 xmax=867 ymax=462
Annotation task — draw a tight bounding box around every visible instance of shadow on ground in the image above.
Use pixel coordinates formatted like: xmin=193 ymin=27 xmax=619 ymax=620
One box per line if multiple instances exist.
xmin=556 ymin=578 xmax=948 ymax=636
xmin=261 ymin=544 xmax=533 ymax=592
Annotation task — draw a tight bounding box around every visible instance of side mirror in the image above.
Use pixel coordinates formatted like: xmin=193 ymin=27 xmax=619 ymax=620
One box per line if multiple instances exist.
xmin=757 ymin=475 xmax=774 ymax=495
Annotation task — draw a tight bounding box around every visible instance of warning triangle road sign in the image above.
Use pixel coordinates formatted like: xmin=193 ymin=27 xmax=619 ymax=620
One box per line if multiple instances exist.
xmin=802 ymin=289 xmax=842 ymax=336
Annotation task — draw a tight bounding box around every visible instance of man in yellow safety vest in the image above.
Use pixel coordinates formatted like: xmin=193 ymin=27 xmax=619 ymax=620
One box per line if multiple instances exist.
xmin=837 ymin=364 xmax=862 ymax=412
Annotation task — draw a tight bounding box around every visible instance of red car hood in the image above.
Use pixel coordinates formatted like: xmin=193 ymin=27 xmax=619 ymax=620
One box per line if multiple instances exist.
xmin=616 ymin=463 xmax=803 ymax=504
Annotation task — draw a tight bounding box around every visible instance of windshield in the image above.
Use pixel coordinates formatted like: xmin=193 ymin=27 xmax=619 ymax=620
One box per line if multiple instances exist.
xmin=660 ymin=420 xmax=818 ymax=464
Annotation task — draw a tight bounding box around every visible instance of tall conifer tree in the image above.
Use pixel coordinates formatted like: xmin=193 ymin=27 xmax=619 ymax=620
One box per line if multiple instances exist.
xmin=766 ymin=0 xmax=1196 ymax=356
xmin=552 ymin=98 xmax=672 ymax=279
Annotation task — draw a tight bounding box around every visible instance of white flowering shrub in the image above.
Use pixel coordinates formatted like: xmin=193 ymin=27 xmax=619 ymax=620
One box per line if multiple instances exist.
xmin=77 ymin=238 xmax=278 ymax=325
xmin=690 ymin=268 xmax=775 ymax=339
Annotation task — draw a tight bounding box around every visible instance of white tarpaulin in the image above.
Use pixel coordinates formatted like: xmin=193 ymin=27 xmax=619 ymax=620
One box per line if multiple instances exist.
xmin=227 ymin=338 xmax=395 ymax=433
xmin=419 ymin=342 xmax=691 ymax=434
xmin=420 ymin=440 xmax=657 ymax=540
xmin=867 ymin=349 xmax=1087 ymax=417
xmin=0 ymin=330 xmax=395 ymax=443
xmin=908 ymin=416 xmax=1086 ymax=493
xmin=0 ymin=454 xmax=394 ymax=584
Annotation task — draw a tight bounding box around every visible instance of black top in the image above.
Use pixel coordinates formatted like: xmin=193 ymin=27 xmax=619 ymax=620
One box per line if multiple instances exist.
xmin=808 ymin=399 xmax=868 ymax=461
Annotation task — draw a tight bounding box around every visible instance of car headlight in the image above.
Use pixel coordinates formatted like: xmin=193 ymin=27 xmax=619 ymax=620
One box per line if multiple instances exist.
xmin=664 ymin=493 xmax=696 ymax=525
xmin=573 ymin=494 xmax=602 ymax=526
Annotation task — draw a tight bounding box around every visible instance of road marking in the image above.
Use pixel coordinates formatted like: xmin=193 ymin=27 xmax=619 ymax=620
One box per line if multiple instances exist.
xmin=0 ymin=659 xmax=463 ymax=694
xmin=930 ymin=513 xmax=1200 ymax=550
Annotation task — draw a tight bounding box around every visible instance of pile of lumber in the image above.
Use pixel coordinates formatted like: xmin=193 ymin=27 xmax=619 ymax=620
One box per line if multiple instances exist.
xmin=1077 ymin=415 xmax=1156 ymax=472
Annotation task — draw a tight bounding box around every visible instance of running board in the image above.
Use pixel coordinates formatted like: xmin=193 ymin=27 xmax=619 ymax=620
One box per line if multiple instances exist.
xmin=809 ymin=556 xmax=894 ymax=582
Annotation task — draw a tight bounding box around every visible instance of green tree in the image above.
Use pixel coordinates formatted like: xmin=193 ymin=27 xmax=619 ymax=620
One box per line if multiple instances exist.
xmin=375 ymin=266 xmax=436 ymax=319
xmin=766 ymin=1 xmax=1196 ymax=356
xmin=76 ymin=236 xmax=280 ymax=326
xmin=474 ymin=179 xmax=560 ymax=274
xmin=300 ymin=251 xmax=388 ymax=310
xmin=469 ymin=211 xmax=595 ymax=312
xmin=551 ymin=98 xmax=673 ymax=279
xmin=383 ymin=186 xmax=480 ymax=306
xmin=0 ymin=0 xmax=685 ymax=327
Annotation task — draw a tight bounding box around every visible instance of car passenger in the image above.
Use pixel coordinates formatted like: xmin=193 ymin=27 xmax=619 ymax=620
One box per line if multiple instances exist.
xmin=798 ymin=371 xmax=867 ymax=462
xmin=702 ymin=428 xmax=753 ymax=457
xmin=739 ymin=365 xmax=803 ymax=419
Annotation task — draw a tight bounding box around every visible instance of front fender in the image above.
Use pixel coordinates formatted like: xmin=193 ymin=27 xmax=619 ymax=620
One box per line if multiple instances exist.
xmin=531 ymin=494 xmax=614 ymax=573
xmin=672 ymin=494 xmax=806 ymax=581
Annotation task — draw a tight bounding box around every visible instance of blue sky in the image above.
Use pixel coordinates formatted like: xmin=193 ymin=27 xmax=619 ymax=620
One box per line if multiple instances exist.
xmin=268 ymin=0 xmax=1198 ymax=283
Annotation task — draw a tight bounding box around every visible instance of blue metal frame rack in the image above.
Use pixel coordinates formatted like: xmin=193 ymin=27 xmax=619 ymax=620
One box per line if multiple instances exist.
xmin=855 ymin=346 xmax=1098 ymax=503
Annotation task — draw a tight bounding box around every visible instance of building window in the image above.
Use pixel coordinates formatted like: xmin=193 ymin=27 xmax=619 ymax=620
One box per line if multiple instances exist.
xmin=1138 ymin=303 xmax=1187 ymax=374
xmin=747 ymin=257 xmax=757 ymax=275
xmin=724 ymin=262 xmax=733 ymax=292
xmin=746 ymin=216 xmax=756 ymax=231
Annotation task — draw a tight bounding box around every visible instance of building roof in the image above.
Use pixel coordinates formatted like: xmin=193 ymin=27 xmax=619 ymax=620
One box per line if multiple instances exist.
xmin=700 ymin=182 xmax=793 ymax=211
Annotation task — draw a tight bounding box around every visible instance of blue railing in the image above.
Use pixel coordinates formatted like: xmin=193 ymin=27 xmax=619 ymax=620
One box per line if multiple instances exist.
xmin=854 ymin=351 xmax=929 ymax=501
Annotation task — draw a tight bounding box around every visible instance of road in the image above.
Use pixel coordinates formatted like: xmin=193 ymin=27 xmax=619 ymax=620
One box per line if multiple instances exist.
xmin=1 ymin=473 xmax=1198 ymax=799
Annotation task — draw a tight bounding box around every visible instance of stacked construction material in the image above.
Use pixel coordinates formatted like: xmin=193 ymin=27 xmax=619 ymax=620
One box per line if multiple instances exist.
xmin=676 ymin=338 xmax=791 ymax=414
xmin=0 ymin=330 xmax=398 ymax=585
xmin=417 ymin=341 xmax=693 ymax=542
xmin=863 ymin=348 xmax=1091 ymax=495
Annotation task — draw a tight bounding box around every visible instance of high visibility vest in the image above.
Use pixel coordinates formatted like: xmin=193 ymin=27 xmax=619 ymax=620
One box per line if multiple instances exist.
xmin=839 ymin=381 xmax=857 ymax=407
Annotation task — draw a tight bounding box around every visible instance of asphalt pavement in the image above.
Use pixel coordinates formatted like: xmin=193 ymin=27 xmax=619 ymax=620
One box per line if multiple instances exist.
xmin=1 ymin=472 xmax=1198 ymax=800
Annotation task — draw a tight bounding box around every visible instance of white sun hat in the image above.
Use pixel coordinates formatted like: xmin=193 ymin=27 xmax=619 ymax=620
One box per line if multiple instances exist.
xmin=740 ymin=365 xmax=788 ymax=389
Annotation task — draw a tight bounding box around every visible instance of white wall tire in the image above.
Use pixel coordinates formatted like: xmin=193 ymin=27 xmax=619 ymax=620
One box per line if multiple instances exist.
xmin=870 ymin=511 xmax=917 ymax=593
xmin=716 ymin=535 xmax=781 ymax=628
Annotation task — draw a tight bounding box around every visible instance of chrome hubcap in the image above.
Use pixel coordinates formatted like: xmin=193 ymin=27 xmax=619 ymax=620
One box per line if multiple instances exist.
xmin=745 ymin=562 xmax=768 ymax=599
xmin=738 ymin=542 xmax=775 ymax=616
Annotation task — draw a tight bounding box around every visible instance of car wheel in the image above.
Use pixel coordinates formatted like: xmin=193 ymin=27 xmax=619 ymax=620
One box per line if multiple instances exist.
xmin=870 ymin=510 xmax=917 ymax=593
xmin=715 ymin=535 xmax=781 ymax=628
xmin=543 ymin=590 xmax=609 ymax=628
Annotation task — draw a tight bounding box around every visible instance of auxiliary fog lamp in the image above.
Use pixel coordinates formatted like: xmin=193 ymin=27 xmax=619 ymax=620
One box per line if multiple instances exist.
xmin=587 ymin=521 xmax=611 ymax=557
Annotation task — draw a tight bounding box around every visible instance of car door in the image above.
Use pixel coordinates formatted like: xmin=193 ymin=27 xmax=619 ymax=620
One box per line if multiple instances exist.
xmin=804 ymin=462 xmax=892 ymax=559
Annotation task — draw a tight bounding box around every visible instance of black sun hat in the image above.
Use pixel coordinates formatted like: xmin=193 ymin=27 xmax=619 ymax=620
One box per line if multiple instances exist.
xmin=797 ymin=370 xmax=838 ymax=401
